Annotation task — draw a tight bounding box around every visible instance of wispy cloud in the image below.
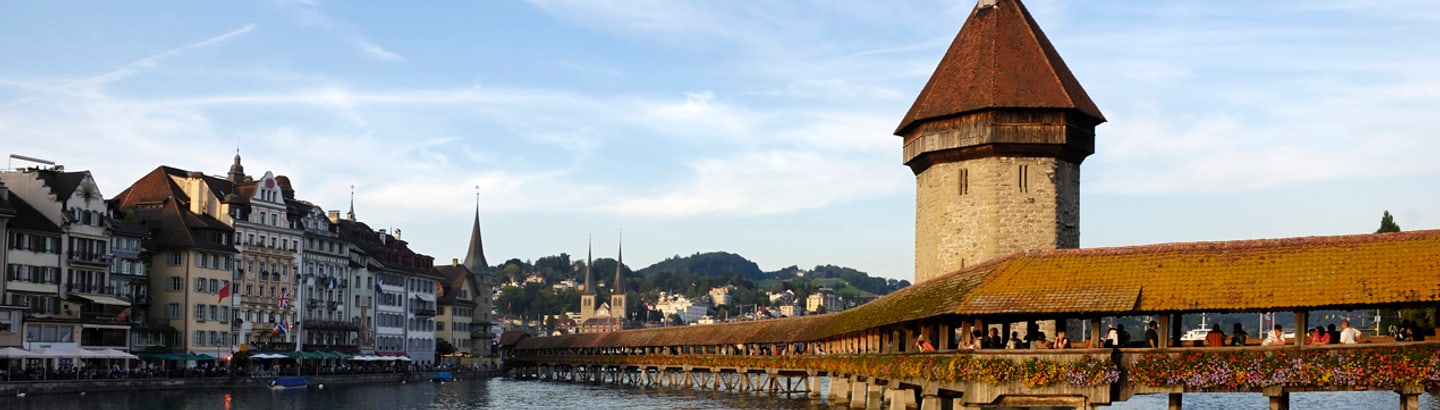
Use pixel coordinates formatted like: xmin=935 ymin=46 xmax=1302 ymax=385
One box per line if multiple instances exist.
xmin=274 ymin=0 xmax=403 ymax=62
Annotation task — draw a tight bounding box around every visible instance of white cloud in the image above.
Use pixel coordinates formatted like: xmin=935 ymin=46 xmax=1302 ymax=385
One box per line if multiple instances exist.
xmin=274 ymin=0 xmax=404 ymax=62
xmin=603 ymin=150 xmax=901 ymax=218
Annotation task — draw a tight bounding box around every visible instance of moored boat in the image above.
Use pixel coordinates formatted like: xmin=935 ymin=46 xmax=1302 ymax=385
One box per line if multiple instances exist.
xmin=431 ymin=372 xmax=454 ymax=383
xmin=270 ymin=376 xmax=309 ymax=390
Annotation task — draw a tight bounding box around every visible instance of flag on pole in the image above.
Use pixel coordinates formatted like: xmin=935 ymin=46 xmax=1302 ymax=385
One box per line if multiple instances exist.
xmin=330 ymin=277 xmax=339 ymax=289
xmin=375 ymin=281 xmax=383 ymax=296
xmin=278 ymin=289 xmax=290 ymax=309
xmin=115 ymin=307 xmax=131 ymax=323
xmin=218 ymin=280 xmax=231 ymax=303
xmin=274 ymin=319 xmax=289 ymax=336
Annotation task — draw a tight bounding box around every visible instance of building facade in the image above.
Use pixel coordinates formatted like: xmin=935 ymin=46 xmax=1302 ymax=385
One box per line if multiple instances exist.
xmin=230 ymin=166 xmax=303 ymax=352
xmin=1 ymin=168 xmax=136 ymax=352
xmin=112 ymin=166 xmax=240 ymax=356
xmin=298 ymin=205 xmax=360 ymax=353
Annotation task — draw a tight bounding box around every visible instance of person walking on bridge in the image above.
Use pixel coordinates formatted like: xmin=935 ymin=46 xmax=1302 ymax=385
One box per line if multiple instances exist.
xmin=1339 ymin=320 xmax=1362 ymax=344
xmin=1205 ymin=324 xmax=1226 ymax=347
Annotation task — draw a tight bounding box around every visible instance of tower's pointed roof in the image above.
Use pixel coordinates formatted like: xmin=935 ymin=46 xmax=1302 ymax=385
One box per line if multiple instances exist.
xmin=895 ymin=0 xmax=1104 ymax=136
xmin=463 ymin=203 xmax=488 ymax=273
xmin=583 ymin=233 xmax=594 ymax=295
xmin=614 ymin=231 xmax=623 ymax=290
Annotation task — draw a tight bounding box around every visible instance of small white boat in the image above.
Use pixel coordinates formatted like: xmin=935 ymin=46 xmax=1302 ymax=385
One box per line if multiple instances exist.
xmin=1180 ymin=314 xmax=1213 ymax=342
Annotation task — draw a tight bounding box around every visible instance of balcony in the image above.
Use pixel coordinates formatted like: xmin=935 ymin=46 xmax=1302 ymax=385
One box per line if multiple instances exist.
xmin=66 ymin=283 xmax=117 ymax=295
xmin=68 ymin=251 xmax=113 ymax=265
xmin=412 ymin=308 xmax=437 ymax=317
xmin=304 ymin=320 xmax=362 ymax=332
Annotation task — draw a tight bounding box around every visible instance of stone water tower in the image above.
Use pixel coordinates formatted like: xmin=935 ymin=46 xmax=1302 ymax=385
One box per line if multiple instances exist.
xmin=897 ymin=0 xmax=1105 ymax=283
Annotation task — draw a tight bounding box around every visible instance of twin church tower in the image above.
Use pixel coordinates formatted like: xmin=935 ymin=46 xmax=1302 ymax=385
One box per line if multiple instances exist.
xmin=900 ymin=0 xmax=1104 ymax=283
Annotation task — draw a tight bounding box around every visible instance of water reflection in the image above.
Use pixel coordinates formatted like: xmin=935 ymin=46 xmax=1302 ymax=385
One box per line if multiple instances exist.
xmin=0 ymin=377 xmax=1435 ymax=409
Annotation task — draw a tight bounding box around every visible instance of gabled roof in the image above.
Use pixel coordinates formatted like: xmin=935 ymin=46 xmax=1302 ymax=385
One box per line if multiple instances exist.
xmin=435 ymin=264 xmax=473 ymax=305
xmin=6 ymin=194 xmax=60 ymax=232
xmin=130 ymin=199 xmax=235 ymax=253
xmin=33 ymin=169 xmax=89 ymax=202
xmin=895 ymin=0 xmax=1104 ymax=136
xmin=0 ymin=184 xmax=17 ymax=219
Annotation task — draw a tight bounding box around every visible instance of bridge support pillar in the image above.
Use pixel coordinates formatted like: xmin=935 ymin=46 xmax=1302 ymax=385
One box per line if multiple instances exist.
xmin=1168 ymin=393 xmax=1182 ymax=410
xmin=808 ymin=371 xmax=822 ymax=397
xmin=1264 ymin=386 xmax=1290 ymax=410
xmin=1158 ymin=314 xmax=1172 ymax=349
xmin=1400 ymin=384 xmax=1425 ymax=410
xmin=886 ymin=388 xmax=907 ymax=410
xmin=866 ymin=382 xmax=884 ymax=410
xmin=850 ymin=379 xmax=868 ymax=409
xmin=919 ymin=394 xmax=942 ymax=410
xmin=829 ymin=376 xmax=851 ymax=405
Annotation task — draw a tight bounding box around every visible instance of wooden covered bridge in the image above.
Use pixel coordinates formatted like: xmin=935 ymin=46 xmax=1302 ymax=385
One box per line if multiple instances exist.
xmin=510 ymin=230 xmax=1440 ymax=409
xmin=512 ymin=0 xmax=1440 ymax=408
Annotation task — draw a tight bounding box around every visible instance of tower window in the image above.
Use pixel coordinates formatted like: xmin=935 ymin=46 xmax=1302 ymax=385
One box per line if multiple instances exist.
xmin=1018 ymin=165 xmax=1030 ymax=193
xmin=958 ymin=169 xmax=969 ymax=196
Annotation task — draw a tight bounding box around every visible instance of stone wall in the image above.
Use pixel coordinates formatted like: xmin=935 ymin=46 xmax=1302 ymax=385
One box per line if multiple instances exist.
xmin=914 ymin=156 xmax=1080 ymax=283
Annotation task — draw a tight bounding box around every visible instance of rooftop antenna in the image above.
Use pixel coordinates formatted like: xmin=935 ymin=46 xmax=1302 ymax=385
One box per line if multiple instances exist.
xmin=8 ymin=154 xmax=55 ymax=171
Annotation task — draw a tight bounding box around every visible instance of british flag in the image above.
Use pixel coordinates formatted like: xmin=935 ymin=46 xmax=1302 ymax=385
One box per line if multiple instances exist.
xmin=278 ymin=289 xmax=290 ymax=309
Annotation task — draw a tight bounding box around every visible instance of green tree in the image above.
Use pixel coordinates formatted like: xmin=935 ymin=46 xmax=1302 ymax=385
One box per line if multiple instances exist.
xmin=1377 ymin=211 xmax=1401 ymax=233
xmin=436 ymin=339 xmax=457 ymax=356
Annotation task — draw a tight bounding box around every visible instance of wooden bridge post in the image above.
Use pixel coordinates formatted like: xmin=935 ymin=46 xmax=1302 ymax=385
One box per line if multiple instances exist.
xmin=1158 ymin=314 xmax=1171 ymax=350
xmin=1168 ymin=393 xmax=1182 ymax=410
xmin=850 ymin=377 xmax=868 ymax=409
xmin=919 ymin=383 xmax=943 ymax=410
xmin=1264 ymin=385 xmax=1290 ymax=410
xmin=866 ymin=381 xmax=885 ymax=410
xmin=1090 ymin=319 xmax=1102 ymax=347
xmin=808 ymin=370 xmax=822 ymax=397
xmin=829 ymin=375 xmax=851 ymax=406
xmin=1294 ymin=311 xmax=1308 ymax=347
xmin=938 ymin=322 xmax=953 ymax=350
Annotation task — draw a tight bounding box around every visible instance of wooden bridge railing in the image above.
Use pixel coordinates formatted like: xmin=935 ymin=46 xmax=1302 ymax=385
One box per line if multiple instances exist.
xmin=516 ymin=342 xmax=1440 ymax=405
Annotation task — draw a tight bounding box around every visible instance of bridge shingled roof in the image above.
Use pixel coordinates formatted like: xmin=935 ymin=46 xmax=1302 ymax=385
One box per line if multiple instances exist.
xmin=517 ymin=230 xmax=1440 ymax=350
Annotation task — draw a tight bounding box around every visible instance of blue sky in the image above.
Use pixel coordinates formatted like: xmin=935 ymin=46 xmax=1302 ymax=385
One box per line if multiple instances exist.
xmin=2 ymin=1 xmax=1438 ymax=282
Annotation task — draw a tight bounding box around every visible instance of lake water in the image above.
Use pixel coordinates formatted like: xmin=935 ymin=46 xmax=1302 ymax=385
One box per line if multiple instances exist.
xmin=0 ymin=376 xmax=1436 ymax=409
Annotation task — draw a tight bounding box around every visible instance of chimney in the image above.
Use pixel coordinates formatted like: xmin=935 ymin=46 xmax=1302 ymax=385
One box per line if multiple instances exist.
xmin=327 ymin=210 xmax=340 ymax=223
xmin=452 ymin=258 xmax=459 ymax=266
xmin=377 ymin=229 xmax=387 ymax=244
xmin=395 ymin=228 xmax=402 ymax=239
xmin=0 ymin=179 xmax=8 ymax=201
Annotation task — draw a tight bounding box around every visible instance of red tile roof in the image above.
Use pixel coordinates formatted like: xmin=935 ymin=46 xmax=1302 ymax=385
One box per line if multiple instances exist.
xmin=895 ymin=0 xmax=1103 ymax=136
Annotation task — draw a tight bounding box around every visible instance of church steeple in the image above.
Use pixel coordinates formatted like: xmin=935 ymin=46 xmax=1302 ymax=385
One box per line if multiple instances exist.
xmin=346 ymin=184 xmax=356 ymax=221
xmin=579 ymin=232 xmax=596 ymax=323
xmin=614 ymin=230 xmax=623 ymax=287
xmin=583 ymin=233 xmax=594 ymax=295
xmin=609 ymin=230 xmax=627 ymax=323
xmin=463 ymin=188 xmax=488 ymax=273
xmin=223 ymin=150 xmax=246 ymax=205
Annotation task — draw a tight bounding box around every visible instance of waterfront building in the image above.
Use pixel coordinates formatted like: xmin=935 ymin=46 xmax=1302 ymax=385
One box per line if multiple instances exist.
xmin=298 ymin=204 xmax=360 ymax=353
xmin=436 ymin=261 xmax=484 ymax=363
xmin=0 ymin=179 xmax=23 ymax=348
xmin=109 ymin=217 xmax=161 ymax=352
xmin=111 ymin=166 xmax=238 ymax=356
xmin=227 ymin=157 xmax=303 ymax=352
xmin=336 ymin=220 xmax=438 ymax=364
xmin=1 ymin=167 xmax=134 ymax=352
